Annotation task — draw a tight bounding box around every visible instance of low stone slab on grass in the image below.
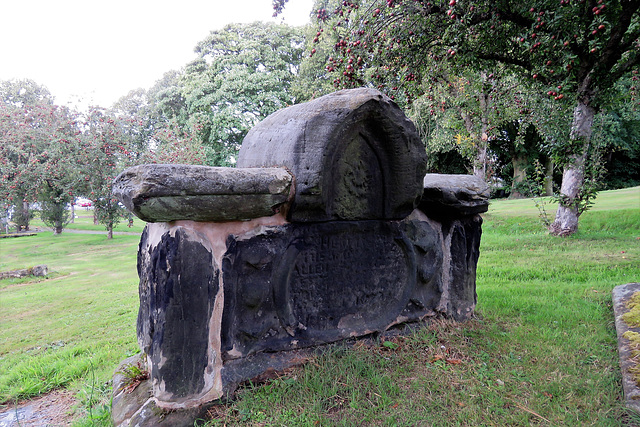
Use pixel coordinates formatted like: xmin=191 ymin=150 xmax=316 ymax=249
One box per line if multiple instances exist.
xmin=612 ymin=282 xmax=640 ymax=414
xmin=0 ymin=265 xmax=48 ymax=279
xmin=0 ymin=232 xmax=37 ymax=239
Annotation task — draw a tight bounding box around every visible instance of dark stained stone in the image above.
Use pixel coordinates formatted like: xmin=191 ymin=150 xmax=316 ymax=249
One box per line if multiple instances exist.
xmin=238 ymin=88 xmax=427 ymax=222
xmin=137 ymin=226 xmax=219 ymax=403
xmin=113 ymin=164 xmax=293 ymax=222
xmin=420 ymin=174 xmax=490 ymax=218
xmin=220 ymin=221 xmax=418 ymax=358
xmin=400 ymin=216 xmax=444 ymax=318
xmin=441 ymin=216 xmax=482 ymax=321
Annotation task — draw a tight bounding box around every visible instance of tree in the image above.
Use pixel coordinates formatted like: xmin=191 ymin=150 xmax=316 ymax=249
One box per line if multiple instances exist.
xmin=78 ymin=107 xmax=134 ymax=239
xmin=0 ymin=79 xmax=56 ymax=231
xmin=110 ymin=88 xmax=157 ymax=162
xmin=141 ymin=127 xmax=206 ymax=165
xmin=0 ymin=83 xmax=82 ymax=234
xmin=592 ymin=76 xmax=640 ymax=189
xmin=275 ymin=0 xmax=639 ymax=235
xmin=34 ymin=105 xmax=83 ymax=234
xmin=180 ymin=22 xmax=305 ymax=165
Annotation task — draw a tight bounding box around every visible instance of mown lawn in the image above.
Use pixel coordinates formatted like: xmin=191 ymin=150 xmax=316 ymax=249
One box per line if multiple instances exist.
xmin=0 ymin=186 xmax=638 ymax=425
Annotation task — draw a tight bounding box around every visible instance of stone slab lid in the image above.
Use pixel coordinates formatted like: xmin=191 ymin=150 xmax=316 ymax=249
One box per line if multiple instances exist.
xmin=420 ymin=174 xmax=490 ymax=217
xmin=237 ymin=88 xmax=428 ymax=222
xmin=112 ymin=164 xmax=293 ymax=222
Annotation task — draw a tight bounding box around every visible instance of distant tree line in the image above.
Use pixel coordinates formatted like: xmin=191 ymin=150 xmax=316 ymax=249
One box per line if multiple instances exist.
xmin=2 ymin=9 xmax=638 ymax=237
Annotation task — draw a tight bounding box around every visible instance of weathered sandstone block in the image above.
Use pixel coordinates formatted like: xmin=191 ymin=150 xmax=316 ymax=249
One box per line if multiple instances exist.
xmin=112 ymin=164 xmax=293 ymax=222
xmin=238 ymin=88 xmax=428 ymax=222
xmin=421 ymin=174 xmax=490 ymax=218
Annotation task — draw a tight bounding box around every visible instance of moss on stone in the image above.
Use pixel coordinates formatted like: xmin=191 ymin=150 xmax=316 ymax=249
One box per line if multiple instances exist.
xmin=623 ymin=292 xmax=640 ymax=328
xmin=623 ymin=292 xmax=640 ymax=386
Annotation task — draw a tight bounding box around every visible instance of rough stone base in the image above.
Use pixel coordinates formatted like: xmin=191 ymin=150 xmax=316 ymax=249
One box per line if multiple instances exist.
xmin=612 ymin=282 xmax=640 ymax=414
xmin=112 ymin=319 xmax=453 ymax=426
xmin=112 ymin=354 xmax=215 ymax=427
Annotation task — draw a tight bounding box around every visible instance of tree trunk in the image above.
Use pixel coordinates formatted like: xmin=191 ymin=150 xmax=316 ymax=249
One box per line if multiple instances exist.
xmin=473 ymin=132 xmax=488 ymax=181
xmin=107 ymin=224 xmax=113 ymax=240
xmin=473 ymin=81 xmax=490 ymax=181
xmin=459 ymin=71 xmax=490 ymax=182
xmin=21 ymin=200 xmax=30 ymax=232
xmin=510 ymin=154 xmax=528 ymax=199
xmin=544 ymin=157 xmax=554 ymax=196
xmin=549 ymin=100 xmax=595 ymax=236
xmin=70 ymin=203 xmax=75 ymax=223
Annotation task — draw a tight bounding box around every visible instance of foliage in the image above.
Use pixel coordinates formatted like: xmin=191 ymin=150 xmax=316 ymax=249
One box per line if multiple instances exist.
xmin=281 ymin=0 xmax=638 ymax=234
xmin=76 ymin=108 xmax=132 ymax=238
xmin=178 ymin=22 xmax=305 ymax=165
xmin=116 ymin=360 xmax=149 ymax=394
xmin=0 ymin=84 xmax=83 ymax=234
xmin=39 ymin=186 xmax=72 ymax=234
xmin=141 ymin=127 xmax=206 ymax=165
xmin=0 ymin=78 xmax=54 ymax=107
xmin=591 ymin=76 xmax=640 ymax=189
xmin=294 ymin=0 xmax=639 ymax=106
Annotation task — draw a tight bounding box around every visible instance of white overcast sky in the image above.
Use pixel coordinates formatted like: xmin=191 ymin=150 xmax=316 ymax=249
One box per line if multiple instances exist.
xmin=0 ymin=0 xmax=314 ymax=109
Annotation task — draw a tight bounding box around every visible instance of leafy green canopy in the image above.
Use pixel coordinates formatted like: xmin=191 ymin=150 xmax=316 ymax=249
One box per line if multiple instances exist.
xmin=179 ymin=22 xmax=305 ymax=165
xmin=290 ymin=0 xmax=638 ymax=111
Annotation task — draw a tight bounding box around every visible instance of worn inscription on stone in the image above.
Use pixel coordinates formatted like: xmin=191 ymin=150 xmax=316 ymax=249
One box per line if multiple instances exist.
xmin=275 ymin=222 xmax=415 ymax=335
xmin=331 ymin=134 xmax=384 ymax=219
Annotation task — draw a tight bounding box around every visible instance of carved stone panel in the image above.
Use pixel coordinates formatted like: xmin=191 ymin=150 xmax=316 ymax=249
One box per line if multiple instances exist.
xmin=274 ymin=222 xmax=415 ymax=338
xmin=221 ymin=221 xmax=417 ymax=357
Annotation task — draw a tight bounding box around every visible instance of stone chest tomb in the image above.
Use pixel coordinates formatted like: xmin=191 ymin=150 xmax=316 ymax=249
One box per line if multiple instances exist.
xmin=112 ymin=88 xmax=489 ymax=425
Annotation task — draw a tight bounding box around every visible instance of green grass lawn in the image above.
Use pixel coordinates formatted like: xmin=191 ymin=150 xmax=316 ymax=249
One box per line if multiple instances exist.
xmin=0 ymin=187 xmax=639 ymax=425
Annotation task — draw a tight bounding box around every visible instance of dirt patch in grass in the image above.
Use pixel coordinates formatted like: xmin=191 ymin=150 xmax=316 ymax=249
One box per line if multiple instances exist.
xmin=0 ymin=389 xmax=77 ymax=426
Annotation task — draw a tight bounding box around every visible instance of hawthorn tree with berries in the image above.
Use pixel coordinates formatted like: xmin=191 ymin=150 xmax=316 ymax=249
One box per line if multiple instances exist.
xmin=78 ymin=107 xmax=135 ymax=239
xmin=0 ymin=83 xmax=83 ymax=234
xmin=0 ymin=79 xmax=57 ymax=231
xmin=34 ymin=106 xmax=83 ymax=235
xmin=275 ymin=0 xmax=639 ymax=236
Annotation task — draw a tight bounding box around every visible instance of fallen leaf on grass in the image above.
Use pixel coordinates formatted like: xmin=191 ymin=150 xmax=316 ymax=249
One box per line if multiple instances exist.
xmin=543 ymin=392 xmax=553 ymax=399
xmin=430 ymin=354 xmax=445 ymax=363
xmin=429 ymin=355 xmax=463 ymax=365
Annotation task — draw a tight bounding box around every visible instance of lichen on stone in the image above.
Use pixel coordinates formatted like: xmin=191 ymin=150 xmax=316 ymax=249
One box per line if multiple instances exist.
xmin=623 ymin=292 xmax=640 ymax=386
xmin=623 ymin=292 xmax=640 ymax=328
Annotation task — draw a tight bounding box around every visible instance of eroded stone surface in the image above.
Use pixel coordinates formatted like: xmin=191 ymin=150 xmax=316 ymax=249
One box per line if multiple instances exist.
xmin=421 ymin=174 xmax=490 ymax=218
xmin=220 ymin=221 xmax=417 ymax=358
xmin=612 ymin=283 xmax=640 ymax=414
xmin=0 ymin=264 xmax=48 ymax=279
xmin=238 ymin=88 xmax=427 ymax=222
xmin=137 ymin=225 xmax=220 ymax=407
xmin=113 ymin=89 xmax=485 ymax=426
xmin=113 ymin=164 xmax=292 ymax=222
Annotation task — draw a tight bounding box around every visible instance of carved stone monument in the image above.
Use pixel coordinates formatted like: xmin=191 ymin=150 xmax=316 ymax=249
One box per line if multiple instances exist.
xmin=111 ymin=88 xmax=489 ymax=426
